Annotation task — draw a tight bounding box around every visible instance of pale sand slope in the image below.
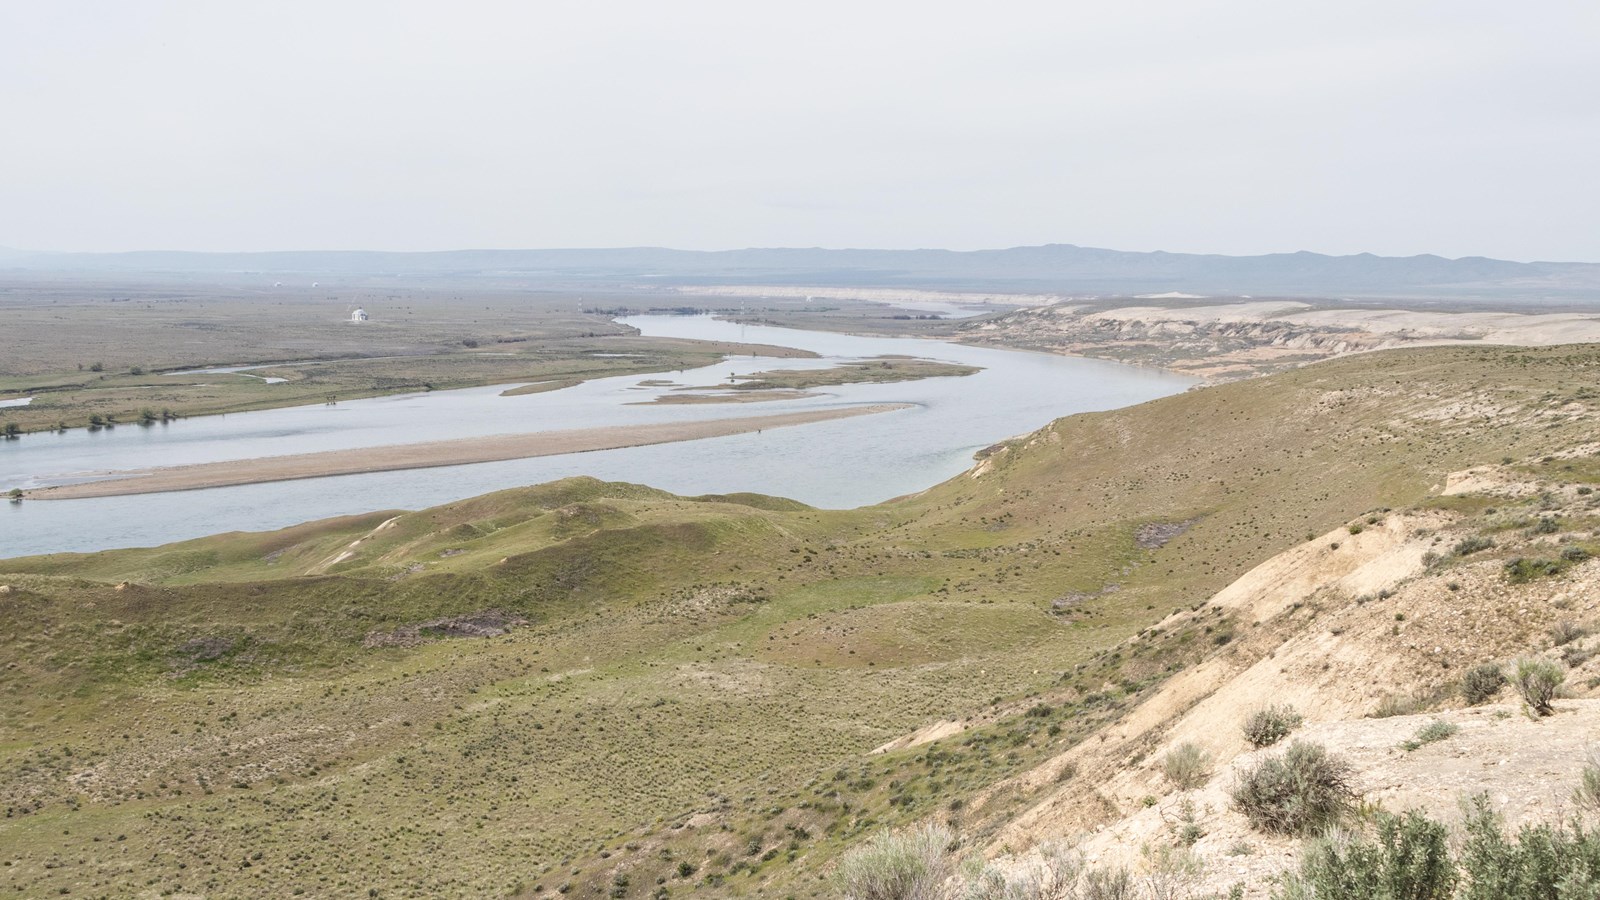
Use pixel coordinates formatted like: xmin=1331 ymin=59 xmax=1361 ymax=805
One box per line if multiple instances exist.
xmin=1080 ymin=300 xmax=1600 ymax=343
xmin=32 ymin=404 xmax=912 ymax=500
xmin=679 ymin=284 xmax=1056 ymax=305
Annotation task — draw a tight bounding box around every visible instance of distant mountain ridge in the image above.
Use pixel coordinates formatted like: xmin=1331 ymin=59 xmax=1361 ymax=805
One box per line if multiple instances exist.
xmin=4 ymin=243 xmax=1598 ymax=300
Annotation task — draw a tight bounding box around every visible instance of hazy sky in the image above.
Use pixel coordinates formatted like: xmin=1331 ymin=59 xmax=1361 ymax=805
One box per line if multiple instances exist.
xmin=3 ymin=1 xmax=1597 ymax=260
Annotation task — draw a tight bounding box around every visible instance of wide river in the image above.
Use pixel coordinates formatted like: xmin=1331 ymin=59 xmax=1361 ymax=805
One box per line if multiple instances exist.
xmin=0 ymin=316 xmax=1194 ymax=558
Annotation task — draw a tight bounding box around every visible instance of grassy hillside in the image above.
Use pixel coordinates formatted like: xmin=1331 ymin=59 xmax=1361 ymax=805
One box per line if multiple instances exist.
xmin=1 ymin=343 xmax=1596 ymax=898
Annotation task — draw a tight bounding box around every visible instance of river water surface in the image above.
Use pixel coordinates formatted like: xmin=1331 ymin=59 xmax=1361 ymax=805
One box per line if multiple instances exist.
xmin=1 ymin=317 xmax=1193 ymax=557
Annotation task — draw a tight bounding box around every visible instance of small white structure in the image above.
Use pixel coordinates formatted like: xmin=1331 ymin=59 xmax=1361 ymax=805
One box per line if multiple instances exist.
xmin=350 ymin=307 xmax=369 ymax=323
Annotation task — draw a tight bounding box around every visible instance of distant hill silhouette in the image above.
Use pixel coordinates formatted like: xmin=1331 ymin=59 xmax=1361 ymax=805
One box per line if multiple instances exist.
xmin=4 ymin=243 xmax=1598 ymax=301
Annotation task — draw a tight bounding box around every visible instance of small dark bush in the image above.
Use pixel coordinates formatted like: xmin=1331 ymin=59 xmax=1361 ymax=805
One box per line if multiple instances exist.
xmin=1231 ymin=741 xmax=1358 ymax=835
xmin=1453 ymin=535 xmax=1495 ymax=556
xmin=1242 ymin=705 xmax=1304 ymax=749
xmin=1461 ymin=664 xmax=1505 ymax=705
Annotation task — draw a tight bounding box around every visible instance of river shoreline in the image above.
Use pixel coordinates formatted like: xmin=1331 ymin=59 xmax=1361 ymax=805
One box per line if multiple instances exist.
xmin=29 ymin=404 xmax=912 ymax=500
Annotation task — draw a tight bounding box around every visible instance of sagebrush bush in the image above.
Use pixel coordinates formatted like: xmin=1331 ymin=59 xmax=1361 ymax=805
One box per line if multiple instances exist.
xmin=1140 ymin=847 xmax=1203 ymax=900
xmin=1461 ymin=664 xmax=1505 ymax=705
xmin=1459 ymin=794 xmax=1600 ymax=900
xmin=836 ymin=824 xmax=954 ymax=900
xmin=1277 ymin=810 xmax=1456 ymax=900
xmin=1574 ymin=749 xmax=1600 ymax=816
xmin=1453 ymin=535 xmax=1494 ymax=556
xmin=1512 ymin=657 xmax=1565 ymax=716
xmin=1242 ymin=705 xmax=1304 ymax=748
xmin=1371 ymin=693 xmax=1426 ymax=719
xmin=1550 ymin=621 xmax=1588 ymax=647
xmin=1274 ymin=799 xmax=1600 ymax=900
xmin=960 ymin=843 xmax=1080 ymax=900
xmin=1231 ymin=741 xmax=1358 ymax=835
xmin=1160 ymin=742 xmax=1213 ymax=791
xmin=1081 ymin=866 xmax=1134 ymax=900
xmin=1401 ymin=720 xmax=1459 ymax=752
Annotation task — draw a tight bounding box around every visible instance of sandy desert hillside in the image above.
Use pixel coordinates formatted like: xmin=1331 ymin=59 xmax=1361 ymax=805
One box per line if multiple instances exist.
xmin=962 ymin=454 xmax=1600 ymax=897
xmin=961 ymin=300 xmax=1600 ymax=381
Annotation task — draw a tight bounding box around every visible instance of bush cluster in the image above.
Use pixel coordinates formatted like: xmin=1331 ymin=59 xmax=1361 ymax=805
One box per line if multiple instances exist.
xmin=1277 ymin=796 xmax=1600 ymax=900
xmin=1461 ymin=664 xmax=1505 ymax=705
xmin=1242 ymin=705 xmax=1304 ymax=749
xmin=1279 ymin=809 xmax=1455 ymax=900
xmin=1160 ymin=742 xmax=1214 ymax=791
xmin=835 ymin=824 xmax=953 ymax=900
xmin=1512 ymin=658 xmax=1565 ymax=716
xmin=1505 ymin=557 xmax=1568 ymax=583
xmin=1231 ymin=741 xmax=1358 ymax=835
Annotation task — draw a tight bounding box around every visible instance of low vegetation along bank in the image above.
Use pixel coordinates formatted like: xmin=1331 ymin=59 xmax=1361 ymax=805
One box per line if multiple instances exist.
xmin=1 ymin=343 xmax=1598 ymax=897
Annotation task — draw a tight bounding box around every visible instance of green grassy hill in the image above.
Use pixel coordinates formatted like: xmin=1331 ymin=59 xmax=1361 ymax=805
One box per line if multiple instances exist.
xmin=1 ymin=344 xmax=1596 ymax=898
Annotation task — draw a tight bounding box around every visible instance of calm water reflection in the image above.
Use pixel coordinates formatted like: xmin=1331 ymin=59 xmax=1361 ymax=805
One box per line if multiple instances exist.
xmin=1 ymin=317 xmax=1193 ymax=557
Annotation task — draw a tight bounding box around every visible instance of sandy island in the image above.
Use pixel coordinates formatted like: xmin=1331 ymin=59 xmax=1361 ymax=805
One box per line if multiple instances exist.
xmin=31 ymin=404 xmax=913 ymax=500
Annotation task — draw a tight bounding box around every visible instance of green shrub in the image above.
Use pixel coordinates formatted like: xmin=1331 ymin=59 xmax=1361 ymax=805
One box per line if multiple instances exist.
xmin=1512 ymin=658 xmax=1565 ymax=716
xmin=1458 ymin=794 xmax=1600 ymax=900
xmin=1277 ymin=810 xmax=1456 ymax=900
xmin=1400 ymin=720 xmax=1459 ymax=752
xmin=1160 ymin=742 xmax=1214 ymax=791
xmin=1454 ymin=535 xmax=1495 ymax=556
xmin=835 ymin=823 xmax=954 ymax=900
xmin=1461 ymin=664 xmax=1505 ymax=705
xmin=1574 ymin=750 xmax=1600 ymax=816
xmin=1242 ymin=705 xmax=1304 ymax=749
xmin=1275 ymin=800 xmax=1600 ymax=900
xmin=1231 ymin=741 xmax=1358 ymax=835
xmin=1505 ymin=557 xmax=1567 ymax=583
xmin=1562 ymin=546 xmax=1592 ymax=563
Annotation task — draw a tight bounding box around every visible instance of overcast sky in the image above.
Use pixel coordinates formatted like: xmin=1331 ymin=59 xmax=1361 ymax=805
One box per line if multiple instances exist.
xmin=2 ymin=1 xmax=1597 ymax=260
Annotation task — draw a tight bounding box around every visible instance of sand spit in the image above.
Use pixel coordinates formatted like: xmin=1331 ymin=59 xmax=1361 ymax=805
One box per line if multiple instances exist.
xmin=32 ymin=404 xmax=913 ymax=500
